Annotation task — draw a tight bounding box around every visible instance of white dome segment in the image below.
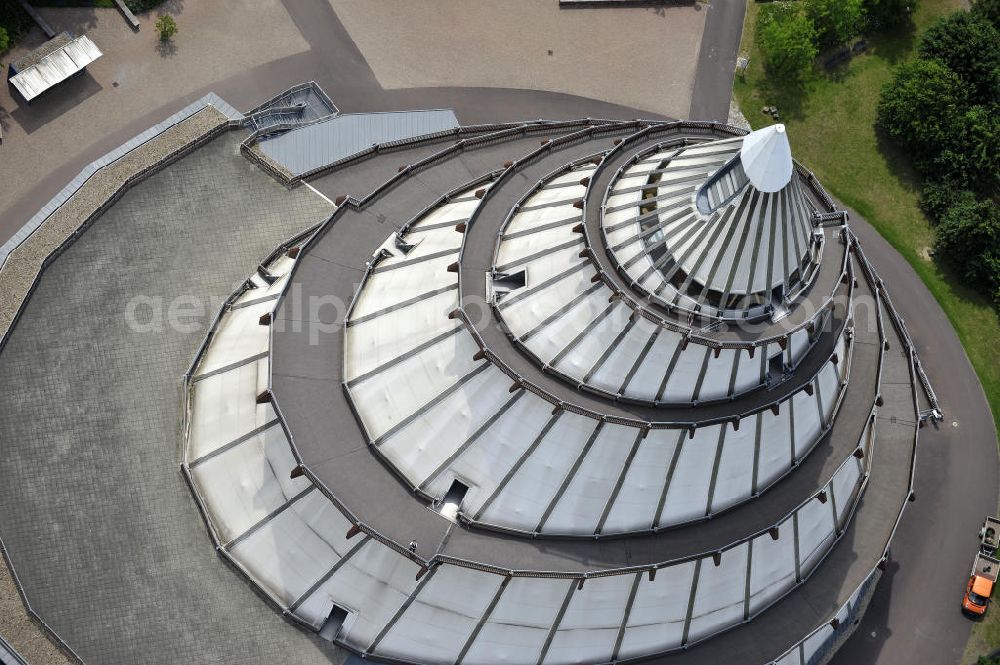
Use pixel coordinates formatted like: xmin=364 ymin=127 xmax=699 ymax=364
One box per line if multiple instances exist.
xmin=740 ymin=124 xmax=794 ymax=193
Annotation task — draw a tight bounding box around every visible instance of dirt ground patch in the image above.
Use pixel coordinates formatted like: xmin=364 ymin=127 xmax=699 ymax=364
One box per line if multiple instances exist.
xmin=327 ymin=0 xmax=706 ymax=119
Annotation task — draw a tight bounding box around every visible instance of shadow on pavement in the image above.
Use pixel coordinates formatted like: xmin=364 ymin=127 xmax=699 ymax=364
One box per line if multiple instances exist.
xmin=830 ymin=555 xmax=898 ymax=665
xmin=9 ymin=71 xmax=102 ymax=134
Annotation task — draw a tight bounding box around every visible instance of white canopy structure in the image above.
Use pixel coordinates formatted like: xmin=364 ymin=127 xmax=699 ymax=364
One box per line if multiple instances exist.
xmin=740 ymin=124 xmax=794 ymax=193
xmin=177 ymin=115 xmax=919 ymax=665
xmin=8 ymin=33 xmax=102 ymax=103
xmin=601 ymin=129 xmax=821 ymax=320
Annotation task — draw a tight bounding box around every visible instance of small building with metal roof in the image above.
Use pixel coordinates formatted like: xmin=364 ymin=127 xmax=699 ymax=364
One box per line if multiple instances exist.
xmin=7 ymin=32 xmax=102 ymax=104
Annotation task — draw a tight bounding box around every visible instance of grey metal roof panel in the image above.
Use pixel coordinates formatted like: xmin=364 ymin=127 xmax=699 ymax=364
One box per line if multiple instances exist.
xmin=257 ymin=109 xmax=460 ymax=176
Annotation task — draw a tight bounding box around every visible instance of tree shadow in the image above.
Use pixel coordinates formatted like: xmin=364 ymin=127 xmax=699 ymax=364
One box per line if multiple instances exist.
xmin=155 ymin=0 xmax=185 ymax=16
xmin=873 ymin=123 xmax=923 ymax=198
xmin=37 ymin=5 xmax=101 ymax=35
xmin=868 ymin=17 xmax=918 ymax=65
xmin=754 ymin=73 xmax=810 ymax=122
xmin=155 ymin=37 xmax=177 ymax=58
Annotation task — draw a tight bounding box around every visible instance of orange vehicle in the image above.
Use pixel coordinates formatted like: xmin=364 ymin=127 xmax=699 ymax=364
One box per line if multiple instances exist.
xmin=963 ymin=553 xmax=999 ymax=616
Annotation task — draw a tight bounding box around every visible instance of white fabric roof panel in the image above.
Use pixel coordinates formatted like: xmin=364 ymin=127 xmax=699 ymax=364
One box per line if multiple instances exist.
xmin=347 ymin=331 xmax=482 ymax=441
xmin=544 ymin=575 xmax=633 ymax=664
xmin=377 ymin=365 xmax=513 ymax=486
xmin=756 ymin=408 xmax=793 ymax=489
xmin=497 ymin=226 xmax=585 ymax=270
xmin=520 ymin=287 xmax=613 ymax=363
xmin=478 ymin=412 xmax=598 ymax=531
xmin=10 ymin=35 xmax=102 ymax=102
xmin=349 ymin=267 xmax=456 ymax=321
xmin=229 ymin=489 xmax=343 ymax=607
xmin=792 ymin=388 xmax=825 ymax=460
xmin=659 ymin=344 xmax=704 ymax=403
xmin=344 ymin=293 xmax=461 ymax=382
xmin=709 ymin=421 xmax=757 ymax=514
xmin=687 ymin=542 xmax=750 ymax=643
xmin=196 ymin=300 xmax=273 ymax=377
xmin=190 ymin=425 xmax=308 ymax=543
xmin=543 ymin=424 xmax=639 ymax=534
xmin=188 ymin=357 xmax=273 ymax=461
xmin=796 ymin=494 xmax=837 ymax=578
xmin=775 ymin=648 xmax=804 ymax=665
xmin=733 ymin=350 xmax=765 ymax=395
xmin=462 ymin=577 xmax=570 ymax=665
xmin=503 ymin=206 xmax=581 ymax=238
xmin=623 ymin=326 xmax=684 ymax=401
xmin=802 ymin=625 xmax=836 ymax=665
xmin=658 ymin=426 xmax=721 ymax=526
xmin=551 ymin=302 xmax=632 ymax=379
xmin=600 ymin=134 xmax=818 ymax=317
xmin=297 ymin=539 xmax=421 ymax=647
xmin=423 ymin=391 xmax=553 ymax=514
xmin=498 ymin=261 xmax=591 ymax=329
xmin=603 ymin=430 xmax=682 ymax=532
xmin=587 ymin=320 xmax=657 ymax=395
xmin=747 ymin=525 xmax=798 ymax=614
xmin=377 ymin=566 xmax=503 ymax=663
xmin=618 ymin=561 xmax=696 ymax=658
xmin=832 ymin=456 xmax=864 ymax=525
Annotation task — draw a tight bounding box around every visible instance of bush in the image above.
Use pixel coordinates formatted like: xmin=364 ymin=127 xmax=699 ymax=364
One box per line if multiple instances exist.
xmin=919 ymin=11 xmax=1000 ymax=104
xmin=920 ymin=180 xmax=974 ymax=224
xmin=758 ymin=5 xmax=819 ymax=81
xmin=0 ymin=26 xmax=8 ymax=55
xmin=936 ymin=198 xmax=1000 ymax=305
xmin=876 ymin=58 xmax=968 ymax=172
xmin=805 ymin=0 xmax=864 ymax=47
xmin=155 ymin=14 xmax=177 ymax=42
xmin=0 ymin=1 xmax=33 ymax=43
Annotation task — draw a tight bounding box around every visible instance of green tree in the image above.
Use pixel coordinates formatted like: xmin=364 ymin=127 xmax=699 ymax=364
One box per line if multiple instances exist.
xmin=155 ymin=14 xmax=177 ymax=42
xmin=936 ymin=198 xmax=1000 ymax=304
xmin=955 ymin=105 xmax=1000 ymax=191
xmin=0 ymin=26 xmax=9 ymax=54
xmin=919 ymin=11 xmax=1000 ymax=104
xmin=862 ymin=0 xmax=916 ymax=30
xmin=805 ymin=0 xmax=864 ymax=46
xmin=972 ymin=0 xmax=1000 ymax=29
xmin=876 ymin=58 xmax=968 ymax=173
xmin=921 ymin=180 xmax=974 ymax=224
xmin=758 ymin=6 xmax=818 ymax=81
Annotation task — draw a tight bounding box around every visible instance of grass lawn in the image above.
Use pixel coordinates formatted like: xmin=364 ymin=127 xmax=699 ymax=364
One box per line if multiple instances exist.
xmin=734 ymin=0 xmax=1000 ymax=440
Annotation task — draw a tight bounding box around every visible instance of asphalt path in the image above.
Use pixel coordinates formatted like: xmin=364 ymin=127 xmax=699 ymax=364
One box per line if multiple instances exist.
xmin=689 ymin=0 xmax=745 ymax=121
xmin=828 ymin=207 xmax=999 ymax=665
xmin=1 ymin=2 xmax=995 ymax=664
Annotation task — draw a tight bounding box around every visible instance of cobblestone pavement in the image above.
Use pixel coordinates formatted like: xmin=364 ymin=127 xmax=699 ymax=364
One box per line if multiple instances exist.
xmin=0 ymin=131 xmax=343 ymax=665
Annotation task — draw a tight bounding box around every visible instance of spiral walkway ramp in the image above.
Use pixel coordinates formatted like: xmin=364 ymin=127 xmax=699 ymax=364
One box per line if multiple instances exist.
xmin=182 ymin=118 xmax=925 ymax=665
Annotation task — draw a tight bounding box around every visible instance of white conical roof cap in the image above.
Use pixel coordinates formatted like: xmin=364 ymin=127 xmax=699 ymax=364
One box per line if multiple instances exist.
xmin=740 ymin=124 xmax=793 ymax=193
